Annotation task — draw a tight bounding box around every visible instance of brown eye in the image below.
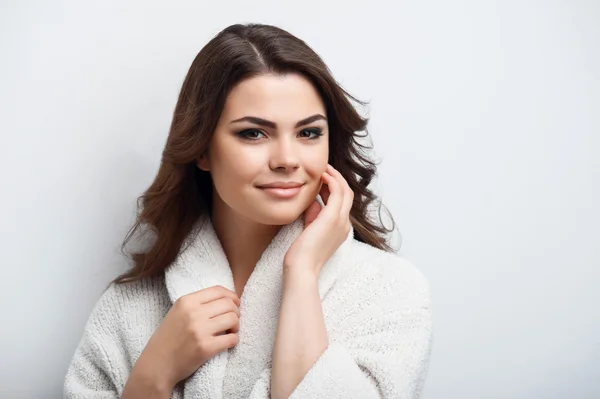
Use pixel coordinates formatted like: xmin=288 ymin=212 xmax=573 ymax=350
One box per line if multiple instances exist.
xmin=237 ymin=129 xmax=266 ymax=140
xmin=298 ymin=128 xmax=323 ymax=139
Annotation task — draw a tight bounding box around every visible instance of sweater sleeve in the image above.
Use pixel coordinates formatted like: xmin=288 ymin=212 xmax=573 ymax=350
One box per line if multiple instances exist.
xmin=63 ymin=285 xmax=127 ymax=399
xmin=248 ymin=263 xmax=433 ymax=399
xmin=63 ymin=326 xmax=120 ymax=399
xmin=288 ymin=265 xmax=433 ymax=399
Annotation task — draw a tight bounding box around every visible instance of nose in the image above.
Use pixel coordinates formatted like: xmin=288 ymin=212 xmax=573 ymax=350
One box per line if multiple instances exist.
xmin=269 ymin=136 xmax=299 ymax=172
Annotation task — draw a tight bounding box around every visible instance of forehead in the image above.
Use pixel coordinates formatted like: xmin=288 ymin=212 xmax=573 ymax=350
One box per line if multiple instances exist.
xmin=220 ymin=73 xmax=326 ymax=124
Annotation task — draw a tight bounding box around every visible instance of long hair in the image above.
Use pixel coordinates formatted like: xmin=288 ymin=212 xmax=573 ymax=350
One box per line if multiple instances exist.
xmin=113 ymin=23 xmax=397 ymax=285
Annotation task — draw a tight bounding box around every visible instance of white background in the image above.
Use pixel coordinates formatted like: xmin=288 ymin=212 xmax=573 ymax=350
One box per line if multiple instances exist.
xmin=1 ymin=1 xmax=598 ymax=398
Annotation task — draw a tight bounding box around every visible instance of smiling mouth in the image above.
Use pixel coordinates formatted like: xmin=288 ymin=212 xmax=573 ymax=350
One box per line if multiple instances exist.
xmin=258 ymin=184 xmax=304 ymax=199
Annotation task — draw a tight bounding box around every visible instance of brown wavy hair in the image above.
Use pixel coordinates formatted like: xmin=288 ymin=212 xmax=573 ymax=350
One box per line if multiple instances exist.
xmin=113 ymin=23 xmax=397 ymax=285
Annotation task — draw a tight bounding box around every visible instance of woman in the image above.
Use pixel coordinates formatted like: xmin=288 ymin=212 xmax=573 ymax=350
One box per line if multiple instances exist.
xmin=64 ymin=23 xmax=433 ymax=399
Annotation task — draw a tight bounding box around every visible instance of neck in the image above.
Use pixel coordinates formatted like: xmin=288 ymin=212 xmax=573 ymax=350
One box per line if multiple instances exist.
xmin=210 ymin=196 xmax=283 ymax=294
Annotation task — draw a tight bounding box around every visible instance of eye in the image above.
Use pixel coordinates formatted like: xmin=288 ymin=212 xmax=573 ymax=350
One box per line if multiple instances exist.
xmin=237 ymin=129 xmax=266 ymax=140
xmin=298 ymin=128 xmax=323 ymax=140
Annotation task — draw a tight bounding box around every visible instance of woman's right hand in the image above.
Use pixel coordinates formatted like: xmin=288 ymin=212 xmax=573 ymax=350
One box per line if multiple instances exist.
xmin=131 ymin=285 xmax=241 ymax=392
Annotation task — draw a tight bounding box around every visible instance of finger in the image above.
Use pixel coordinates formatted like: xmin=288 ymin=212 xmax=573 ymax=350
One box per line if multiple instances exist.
xmin=225 ymin=321 xmax=240 ymax=334
xmin=327 ymin=166 xmax=353 ymax=218
xmin=326 ymin=164 xmax=347 ymax=186
xmin=339 ymin=183 xmax=353 ymax=220
xmin=228 ymin=321 xmax=240 ymax=334
xmin=321 ymin=172 xmax=343 ymax=214
xmin=326 ymin=165 xmax=353 ymax=218
xmin=303 ymin=200 xmax=322 ymax=227
xmin=193 ymin=285 xmax=240 ymax=307
xmin=341 ymin=185 xmax=354 ymax=219
xmin=204 ymin=297 xmax=240 ymax=319
xmin=212 ymin=332 xmax=240 ymax=351
xmin=209 ymin=312 xmax=239 ymax=336
xmin=319 ymin=174 xmax=331 ymax=205
xmin=324 ymin=165 xmax=345 ymax=209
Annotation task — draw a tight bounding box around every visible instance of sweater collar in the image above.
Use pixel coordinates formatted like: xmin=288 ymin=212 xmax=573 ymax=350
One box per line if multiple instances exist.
xmin=166 ymin=214 xmax=315 ymax=304
xmin=165 ymin=213 xmax=354 ymax=305
xmin=164 ymin=209 xmax=355 ymax=398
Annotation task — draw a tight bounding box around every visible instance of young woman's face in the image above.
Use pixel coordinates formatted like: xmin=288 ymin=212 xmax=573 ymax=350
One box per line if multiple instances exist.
xmin=197 ymin=73 xmax=329 ymax=225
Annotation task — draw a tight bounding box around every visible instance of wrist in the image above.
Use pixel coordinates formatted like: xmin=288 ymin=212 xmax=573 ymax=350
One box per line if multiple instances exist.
xmin=129 ymin=353 xmax=174 ymax=396
xmin=282 ymin=263 xmax=319 ymax=287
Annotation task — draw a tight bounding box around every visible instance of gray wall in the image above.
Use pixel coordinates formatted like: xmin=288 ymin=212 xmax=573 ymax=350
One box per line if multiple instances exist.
xmin=1 ymin=0 xmax=598 ymax=397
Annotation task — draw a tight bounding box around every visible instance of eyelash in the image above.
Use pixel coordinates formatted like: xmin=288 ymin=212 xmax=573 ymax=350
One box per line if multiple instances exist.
xmin=236 ymin=128 xmax=324 ymax=141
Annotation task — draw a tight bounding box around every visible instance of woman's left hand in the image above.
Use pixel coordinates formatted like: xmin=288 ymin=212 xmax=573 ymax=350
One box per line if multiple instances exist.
xmin=283 ymin=164 xmax=354 ymax=278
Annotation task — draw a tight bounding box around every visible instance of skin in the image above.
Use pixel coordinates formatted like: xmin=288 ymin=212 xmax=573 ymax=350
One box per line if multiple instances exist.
xmin=122 ymin=72 xmax=354 ymax=398
xmin=196 ymin=72 xmax=331 ymax=297
xmin=272 ymin=163 xmax=353 ymax=398
xmin=198 ymin=72 xmax=354 ymax=397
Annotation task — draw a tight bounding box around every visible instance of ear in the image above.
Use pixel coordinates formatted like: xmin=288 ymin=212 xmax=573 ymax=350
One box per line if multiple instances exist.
xmin=196 ymin=152 xmax=210 ymax=172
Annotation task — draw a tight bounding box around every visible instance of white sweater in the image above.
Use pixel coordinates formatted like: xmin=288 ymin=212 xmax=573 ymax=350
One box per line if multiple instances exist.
xmin=64 ymin=216 xmax=433 ymax=398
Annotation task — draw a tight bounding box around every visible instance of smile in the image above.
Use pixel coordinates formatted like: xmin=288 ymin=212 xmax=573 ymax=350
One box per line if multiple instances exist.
xmin=258 ymin=184 xmax=304 ymax=199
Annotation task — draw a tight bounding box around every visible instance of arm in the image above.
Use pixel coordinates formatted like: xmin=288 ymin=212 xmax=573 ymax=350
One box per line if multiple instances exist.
xmin=287 ymin=306 xmax=432 ymax=399
xmin=63 ymin=324 xmax=121 ymax=399
xmin=64 ymin=332 xmax=172 ymax=399
xmin=270 ymin=267 xmax=329 ymax=399
xmin=269 ymin=262 xmax=433 ymax=399
xmin=64 ymin=286 xmax=174 ymax=399
xmin=120 ymin=356 xmax=173 ymax=399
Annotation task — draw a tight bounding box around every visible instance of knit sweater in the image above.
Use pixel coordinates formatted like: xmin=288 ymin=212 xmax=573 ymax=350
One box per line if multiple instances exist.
xmin=63 ymin=215 xmax=433 ymax=398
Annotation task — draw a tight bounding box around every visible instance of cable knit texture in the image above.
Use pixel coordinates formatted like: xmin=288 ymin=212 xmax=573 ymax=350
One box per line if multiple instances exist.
xmin=64 ymin=215 xmax=433 ymax=398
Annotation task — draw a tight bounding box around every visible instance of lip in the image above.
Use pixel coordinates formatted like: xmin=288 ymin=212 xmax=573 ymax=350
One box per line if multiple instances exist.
xmin=257 ymin=181 xmax=304 ymax=189
xmin=257 ymin=182 xmax=304 ymax=199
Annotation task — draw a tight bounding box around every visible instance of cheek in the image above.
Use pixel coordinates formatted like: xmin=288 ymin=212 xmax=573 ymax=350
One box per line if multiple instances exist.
xmin=300 ymin=145 xmax=328 ymax=201
xmin=210 ymin=139 xmax=263 ymax=189
xmin=302 ymin=145 xmax=329 ymax=177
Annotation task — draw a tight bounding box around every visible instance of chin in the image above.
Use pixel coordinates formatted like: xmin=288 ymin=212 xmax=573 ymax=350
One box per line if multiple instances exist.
xmin=245 ymin=203 xmax=307 ymax=226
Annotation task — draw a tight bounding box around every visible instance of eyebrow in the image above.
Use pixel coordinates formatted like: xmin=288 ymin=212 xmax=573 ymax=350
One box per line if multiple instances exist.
xmin=230 ymin=114 xmax=327 ymax=129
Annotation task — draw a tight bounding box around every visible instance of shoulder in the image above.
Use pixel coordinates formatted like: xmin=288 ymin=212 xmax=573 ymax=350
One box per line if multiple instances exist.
xmin=65 ymin=275 xmax=171 ymax=395
xmin=338 ymin=239 xmax=431 ymax=309
xmin=323 ymin=239 xmax=433 ymax=351
xmin=82 ymin=274 xmax=171 ymax=343
xmin=93 ymin=274 xmax=168 ymax=316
